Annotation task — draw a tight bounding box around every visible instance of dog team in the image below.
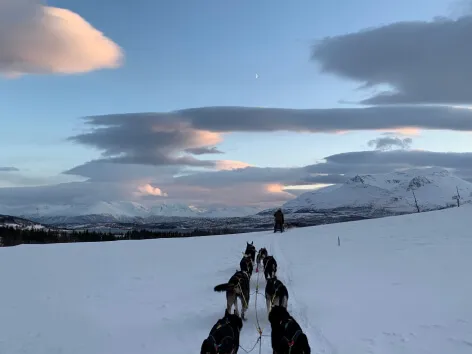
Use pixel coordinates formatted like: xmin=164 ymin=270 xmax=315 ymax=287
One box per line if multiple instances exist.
xmin=200 ymin=242 xmax=311 ymax=354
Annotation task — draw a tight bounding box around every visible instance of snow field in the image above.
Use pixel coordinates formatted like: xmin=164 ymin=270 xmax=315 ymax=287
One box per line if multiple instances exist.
xmin=0 ymin=205 xmax=471 ymax=354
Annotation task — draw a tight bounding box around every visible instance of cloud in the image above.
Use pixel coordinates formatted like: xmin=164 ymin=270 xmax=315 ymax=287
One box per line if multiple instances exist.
xmin=323 ymin=150 xmax=472 ymax=169
xmin=0 ymin=181 xmax=132 ymax=206
xmin=80 ymin=105 xmax=472 ymax=137
xmin=137 ymin=184 xmax=168 ymax=197
xmin=172 ymin=167 xmax=305 ymax=188
xmin=0 ymin=167 xmax=19 ymax=172
xmin=215 ymin=160 xmax=253 ymax=171
xmin=311 ymin=14 xmax=472 ymax=105
xmin=301 ymin=149 xmax=472 ymax=182
xmin=5 ymin=148 xmax=472 ymax=208
xmin=297 ymin=174 xmax=348 ymax=185
xmin=67 ymin=105 xmax=472 ymax=171
xmin=0 ymin=168 xmax=83 ymax=188
xmin=367 ymin=136 xmax=412 ymax=150
xmin=0 ymin=0 xmax=122 ymax=76
xmin=149 ymin=183 xmax=296 ymax=207
xmin=64 ymin=162 xmax=181 ymax=183
xmin=69 ymin=116 xmax=223 ymax=168
xmin=185 ymin=146 xmax=224 ymax=155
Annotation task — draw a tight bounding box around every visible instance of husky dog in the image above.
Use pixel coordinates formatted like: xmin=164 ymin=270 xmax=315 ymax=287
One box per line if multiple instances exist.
xmin=265 ymin=276 xmax=289 ymax=314
xmin=263 ymin=255 xmax=278 ymax=280
xmin=214 ymin=270 xmax=250 ymax=320
xmin=239 ymin=254 xmax=253 ymax=277
xmin=256 ymin=247 xmax=268 ymax=272
xmin=268 ymin=306 xmax=311 ymax=354
xmin=244 ymin=241 xmax=256 ymax=265
xmin=200 ymin=309 xmax=243 ymax=354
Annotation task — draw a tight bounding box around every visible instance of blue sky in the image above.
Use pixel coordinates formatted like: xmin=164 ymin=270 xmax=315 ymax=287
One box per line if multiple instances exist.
xmin=2 ymin=0 xmax=472 ymax=208
xmin=0 ymin=0 xmax=462 ymax=173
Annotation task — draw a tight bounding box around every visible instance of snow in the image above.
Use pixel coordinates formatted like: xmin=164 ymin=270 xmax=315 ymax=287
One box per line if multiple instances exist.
xmin=1 ymin=222 xmax=44 ymax=230
xmin=0 ymin=201 xmax=264 ymax=219
xmin=283 ymin=167 xmax=472 ymax=213
xmin=1 ymin=206 xmax=471 ymax=354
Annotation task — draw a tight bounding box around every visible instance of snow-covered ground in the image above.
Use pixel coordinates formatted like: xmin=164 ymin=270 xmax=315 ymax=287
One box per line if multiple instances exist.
xmin=1 ymin=206 xmax=471 ymax=354
xmin=283 ymin=167 xmax=472 ymax=213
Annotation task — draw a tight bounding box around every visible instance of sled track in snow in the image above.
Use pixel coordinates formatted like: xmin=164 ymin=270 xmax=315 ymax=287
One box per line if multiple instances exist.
xmin=270 ymin=233 xmax=338 ymax=354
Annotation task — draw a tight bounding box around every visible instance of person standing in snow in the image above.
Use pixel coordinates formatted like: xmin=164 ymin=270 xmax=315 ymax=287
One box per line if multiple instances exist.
xmin=273 ymin=208 xmax=284 ymax=233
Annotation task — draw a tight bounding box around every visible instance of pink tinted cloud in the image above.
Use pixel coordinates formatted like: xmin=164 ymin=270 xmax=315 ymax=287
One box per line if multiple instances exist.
xmin=0 ymin=0 xmax=123 ymax=76
xmin=215 ymin=160 xmax=253 ymax=171
xmin=137 ymin=184 xmax=168 ymax=197
xmin=158 ymin=182 xmax=295 ymax=207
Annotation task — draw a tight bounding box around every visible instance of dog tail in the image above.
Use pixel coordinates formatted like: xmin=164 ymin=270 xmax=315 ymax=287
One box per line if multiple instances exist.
xmin=214 ymin=283 xmax=231 ymax=292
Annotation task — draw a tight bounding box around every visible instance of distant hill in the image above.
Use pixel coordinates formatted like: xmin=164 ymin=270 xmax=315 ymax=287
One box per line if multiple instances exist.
xmin=281 ymin=167 xmax=471 ymax=214
xmin=0 ymin=215 xmax=45 ymax=230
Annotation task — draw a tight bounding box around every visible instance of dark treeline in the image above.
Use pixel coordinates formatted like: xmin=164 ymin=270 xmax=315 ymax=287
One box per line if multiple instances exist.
xmin=0 ymin=226 xmax=238 ymax=247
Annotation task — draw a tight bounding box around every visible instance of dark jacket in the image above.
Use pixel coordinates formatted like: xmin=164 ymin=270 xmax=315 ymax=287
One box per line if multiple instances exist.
xmin=274 ymin=209 xmax=284 ymax=224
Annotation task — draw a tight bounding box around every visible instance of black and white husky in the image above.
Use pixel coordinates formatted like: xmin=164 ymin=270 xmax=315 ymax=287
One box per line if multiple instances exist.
xmin=256 ymin=247 xmax=268 ymax=272
xmin=263 ymin=255 xmax=277 ymax=280
xmin=265 ymin=276 xmax=288 ymax=314
xmin=214 ymin=270 xmax=250 ymax=320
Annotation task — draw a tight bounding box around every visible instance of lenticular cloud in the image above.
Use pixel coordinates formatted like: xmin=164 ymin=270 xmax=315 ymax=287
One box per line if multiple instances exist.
xmin=0 ymin=0 xmax=123 ymax=76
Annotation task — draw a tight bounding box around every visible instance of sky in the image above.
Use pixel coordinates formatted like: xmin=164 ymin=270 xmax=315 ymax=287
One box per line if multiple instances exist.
xmin=2 ymin=0 xmax=472 ymax=210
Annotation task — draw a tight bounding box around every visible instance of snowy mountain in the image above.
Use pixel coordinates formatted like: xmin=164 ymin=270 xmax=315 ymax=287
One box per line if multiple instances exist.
xmin=0 ymin=201 xmax=264 ymax=225
xmin=1 ymin=204 xmax=471 ymax=354
xmin=282 ymin=167 xmax=472 ymax=214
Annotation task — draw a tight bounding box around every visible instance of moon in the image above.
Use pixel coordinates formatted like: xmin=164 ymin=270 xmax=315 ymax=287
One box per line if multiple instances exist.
xmin=255 ymin=73 xmax=259 ymax=79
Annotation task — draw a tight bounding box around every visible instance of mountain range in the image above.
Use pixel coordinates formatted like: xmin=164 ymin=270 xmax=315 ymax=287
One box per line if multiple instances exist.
xmin=1 ymin=167 xmax=470 ymax=226
xmin=281 ymin=167 xmax=471 ymax=214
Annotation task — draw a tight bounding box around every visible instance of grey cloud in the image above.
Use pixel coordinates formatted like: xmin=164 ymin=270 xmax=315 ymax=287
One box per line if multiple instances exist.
xmin=172 ymin=167 xmax=305 ymax=188
xmin=297 ymin=174 xmax=348 ymax=185
xmin=68 ymin=116 xmax=221 ymax=167
xmin=0 ymin=169 xmax=83 ymax=187
xmin=63 ymin=162 xmax=182 ymax=183
xmin=311 ymin=15 xmax=472 ymax=105
xmin=84 ymin=105 xmax=472 ymax=133
xmin=69 ymin=105 xmax=472 ymax=169
xmin=302 ymin=150 xmax=472 ymax=181
xmin=185 ymin=146 xmax=223 ymax=155
xmin=324 ymin=150 xmax=472 ymax=169
xmin=304 ymin=161 xmax=407 ymax=175
xmin=4 ymin=149 xmax=472 ymax=208
xmin=0 ymin=167 xmax=19 ymax=172
xmin=0 ymin=181 xmax=132 ymax=206
xmin=367 ymin=136 xmax=412 ymax=150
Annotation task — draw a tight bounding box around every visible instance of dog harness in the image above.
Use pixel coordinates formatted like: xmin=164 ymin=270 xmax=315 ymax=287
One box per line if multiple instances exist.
xmin=207 ymin=318 xmax=237 ymax=354
xmin=280 ymin=318 xmax=303 ymax=354
xmin=234 ymin=272 xmax=249 ymax=308
xmin=271 ymin=280 xmax=283 ymax=304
